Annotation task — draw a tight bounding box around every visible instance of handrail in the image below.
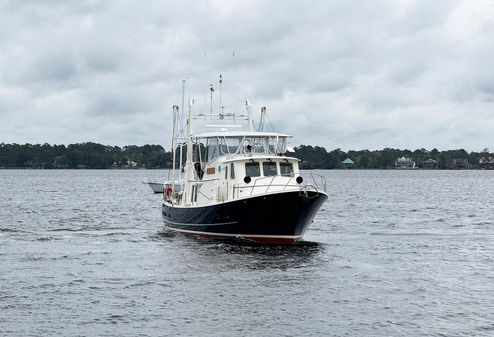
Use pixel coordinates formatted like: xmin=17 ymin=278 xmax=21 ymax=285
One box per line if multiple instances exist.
xmin=234 ymin=182 xmax=299 ymax=196
xmin=249 ymin=176 xmax=259 ymax=196
xmin=283 ymin=176 xmax=294 ymax=190
xmin=236 ymin=173 xmax=327 ymax=197
xmin=249 ymin=175 xmax=279 ymax=196
xmin=308 ymin=173 xmax=327 ymax=192
xmin=299 ymin=184 xmax=320 ymax=198
xmin=266 ymin=176 xmax=276 ymax=194
xmin=240 ymin=175 xmax=300 ymax=196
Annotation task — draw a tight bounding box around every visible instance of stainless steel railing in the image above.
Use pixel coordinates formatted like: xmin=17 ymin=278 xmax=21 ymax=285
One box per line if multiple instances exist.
xmin=232 ymin=173 xmax=327 ymax=198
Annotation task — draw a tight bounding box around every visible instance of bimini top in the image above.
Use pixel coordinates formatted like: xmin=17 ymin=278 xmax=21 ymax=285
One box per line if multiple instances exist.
xmin=192 ymin=131 xmax=291 ymax=139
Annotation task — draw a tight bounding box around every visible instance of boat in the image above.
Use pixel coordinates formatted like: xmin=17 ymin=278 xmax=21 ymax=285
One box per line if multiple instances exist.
xmin=145 ymin=181 xmax=164 ymax=194
xmin=162 ymin=82 xmax=328 ymax=244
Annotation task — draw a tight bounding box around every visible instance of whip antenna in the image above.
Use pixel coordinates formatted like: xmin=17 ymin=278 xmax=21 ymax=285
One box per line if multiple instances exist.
xmin=219 ymin=74 xmax=224 ymax=119
xmin=209 ymin=84 xmax=214 ymax=115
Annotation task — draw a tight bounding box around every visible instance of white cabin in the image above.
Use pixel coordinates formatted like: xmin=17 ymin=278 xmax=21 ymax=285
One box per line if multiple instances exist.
xmin=166 ymin=132 xmax=306 ymax=207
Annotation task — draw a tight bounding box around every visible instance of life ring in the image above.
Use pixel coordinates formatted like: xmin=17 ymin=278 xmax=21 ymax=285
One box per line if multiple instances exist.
xmin=165 ymin=187 xmax=173 ymax=196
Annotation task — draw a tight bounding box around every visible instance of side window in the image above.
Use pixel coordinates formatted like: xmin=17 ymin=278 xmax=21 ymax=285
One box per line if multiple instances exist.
xmin=280 ymin=162 xmax=294 ymax=176
xmin=224 ymin=166 xmax=228 ymax=180
xmin=263 ymin=162 xmax=277 ymax=176
xmin=245 ymin=162 xmax=260 ymax=177
xmin=230 ymin=163 xmax=235 ymax=179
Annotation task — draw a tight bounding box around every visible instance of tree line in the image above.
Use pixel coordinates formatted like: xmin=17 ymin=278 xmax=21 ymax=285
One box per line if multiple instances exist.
xmin=293 ymin=145 xmax=492 ymax=169
xmin=0 ymin=142 xmax=491 ymax=169
xmin=0 ymin=143 xmax=170 ymax=169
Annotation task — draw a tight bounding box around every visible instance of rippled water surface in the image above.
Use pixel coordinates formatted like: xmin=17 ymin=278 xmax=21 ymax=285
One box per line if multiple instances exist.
xmin=1 ymin=169 xmax=493 ymax=336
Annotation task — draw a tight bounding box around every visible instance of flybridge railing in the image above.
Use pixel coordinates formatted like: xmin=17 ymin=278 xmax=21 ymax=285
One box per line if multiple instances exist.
xmin=193 ymin=113 xmax=249 ymax=119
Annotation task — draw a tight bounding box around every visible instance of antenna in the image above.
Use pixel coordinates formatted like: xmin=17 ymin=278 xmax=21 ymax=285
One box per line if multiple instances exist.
xmin=219 ymin=74 xmax=224 ymax=119
xmin=209 ymin=84 xmax=214 ymax=115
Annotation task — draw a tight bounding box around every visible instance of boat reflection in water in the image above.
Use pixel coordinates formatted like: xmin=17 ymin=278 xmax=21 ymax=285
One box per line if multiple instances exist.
xmin=156 ymin=229 xmax=324 ymax=269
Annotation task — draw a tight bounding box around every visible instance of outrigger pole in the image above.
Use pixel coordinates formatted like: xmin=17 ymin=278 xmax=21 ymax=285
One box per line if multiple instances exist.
xmin=171 ymin=105 xmax=179 ymax=184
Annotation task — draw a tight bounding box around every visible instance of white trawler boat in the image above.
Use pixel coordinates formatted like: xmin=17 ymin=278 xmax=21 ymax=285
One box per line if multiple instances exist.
xmin=162 ymin=82 xmax=328 ymax=244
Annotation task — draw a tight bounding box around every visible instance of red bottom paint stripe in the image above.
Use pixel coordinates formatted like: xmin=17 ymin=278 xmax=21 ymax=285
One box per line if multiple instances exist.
xmin=242 ymin=236 xmax=297 ymax=244
xmin=167 ymin=227 xmax=302 ymax=244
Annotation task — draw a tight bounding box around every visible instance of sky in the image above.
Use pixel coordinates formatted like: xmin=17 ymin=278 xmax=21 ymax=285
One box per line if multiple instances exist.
xmin=1 ymin=0 xmax=493 ymax=151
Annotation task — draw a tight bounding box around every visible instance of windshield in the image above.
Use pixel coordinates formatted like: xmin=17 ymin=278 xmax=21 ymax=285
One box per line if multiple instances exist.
xmin=203 ymin=135 xmax=288 ymax=162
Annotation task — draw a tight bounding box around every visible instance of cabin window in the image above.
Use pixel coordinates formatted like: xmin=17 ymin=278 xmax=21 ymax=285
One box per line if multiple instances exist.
xmin=230 ymin=163 xmax=235 ymax=179
xmin=280 ymin=162 xmax=294 ymax=176
xmin=206 ymin=138 xmax=219 ymax=162
xmin=224 ymin=166 xmax=228 ymax=180
xmin=245 ymin=162 xmax=260 ymax=177
xmin=219 ymin=137 xmax=242 ymax=155
xmin=263 ymin=162 xmax=277 ymax=176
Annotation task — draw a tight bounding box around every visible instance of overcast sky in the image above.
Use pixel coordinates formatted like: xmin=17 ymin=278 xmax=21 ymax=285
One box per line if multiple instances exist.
xmin=1 ymin=0 xmax=493 ymax=151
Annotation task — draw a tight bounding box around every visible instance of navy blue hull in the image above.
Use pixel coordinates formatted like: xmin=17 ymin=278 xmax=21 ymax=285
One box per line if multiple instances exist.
xmin=162 ymin=191 xmax=327 ymax=244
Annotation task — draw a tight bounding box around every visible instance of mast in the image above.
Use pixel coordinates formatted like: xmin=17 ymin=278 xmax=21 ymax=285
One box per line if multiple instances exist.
xmin=186 ymin=98 xmax=194 ymax=182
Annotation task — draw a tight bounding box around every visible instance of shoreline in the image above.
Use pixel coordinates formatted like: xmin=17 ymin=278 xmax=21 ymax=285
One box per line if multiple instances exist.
xmin=1 ymin=167 xmax=492 ymax=171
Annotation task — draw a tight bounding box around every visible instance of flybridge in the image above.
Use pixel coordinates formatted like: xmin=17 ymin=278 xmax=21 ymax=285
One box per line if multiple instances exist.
xmin=191 ymin=132 xmax=291 ymax=163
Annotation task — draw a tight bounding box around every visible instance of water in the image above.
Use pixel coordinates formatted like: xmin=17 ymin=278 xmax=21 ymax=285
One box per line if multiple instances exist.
xmin=1 ymin=169 xmax=493 ymax=336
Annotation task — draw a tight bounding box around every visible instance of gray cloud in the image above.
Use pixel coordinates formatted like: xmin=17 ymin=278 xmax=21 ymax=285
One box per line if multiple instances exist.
xmin=1 ymin=0 xmax=493 ymax=151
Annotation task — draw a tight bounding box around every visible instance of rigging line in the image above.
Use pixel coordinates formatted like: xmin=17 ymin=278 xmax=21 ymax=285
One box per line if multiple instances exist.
xmin=266 ymin=110 xmax=279 ymax=133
